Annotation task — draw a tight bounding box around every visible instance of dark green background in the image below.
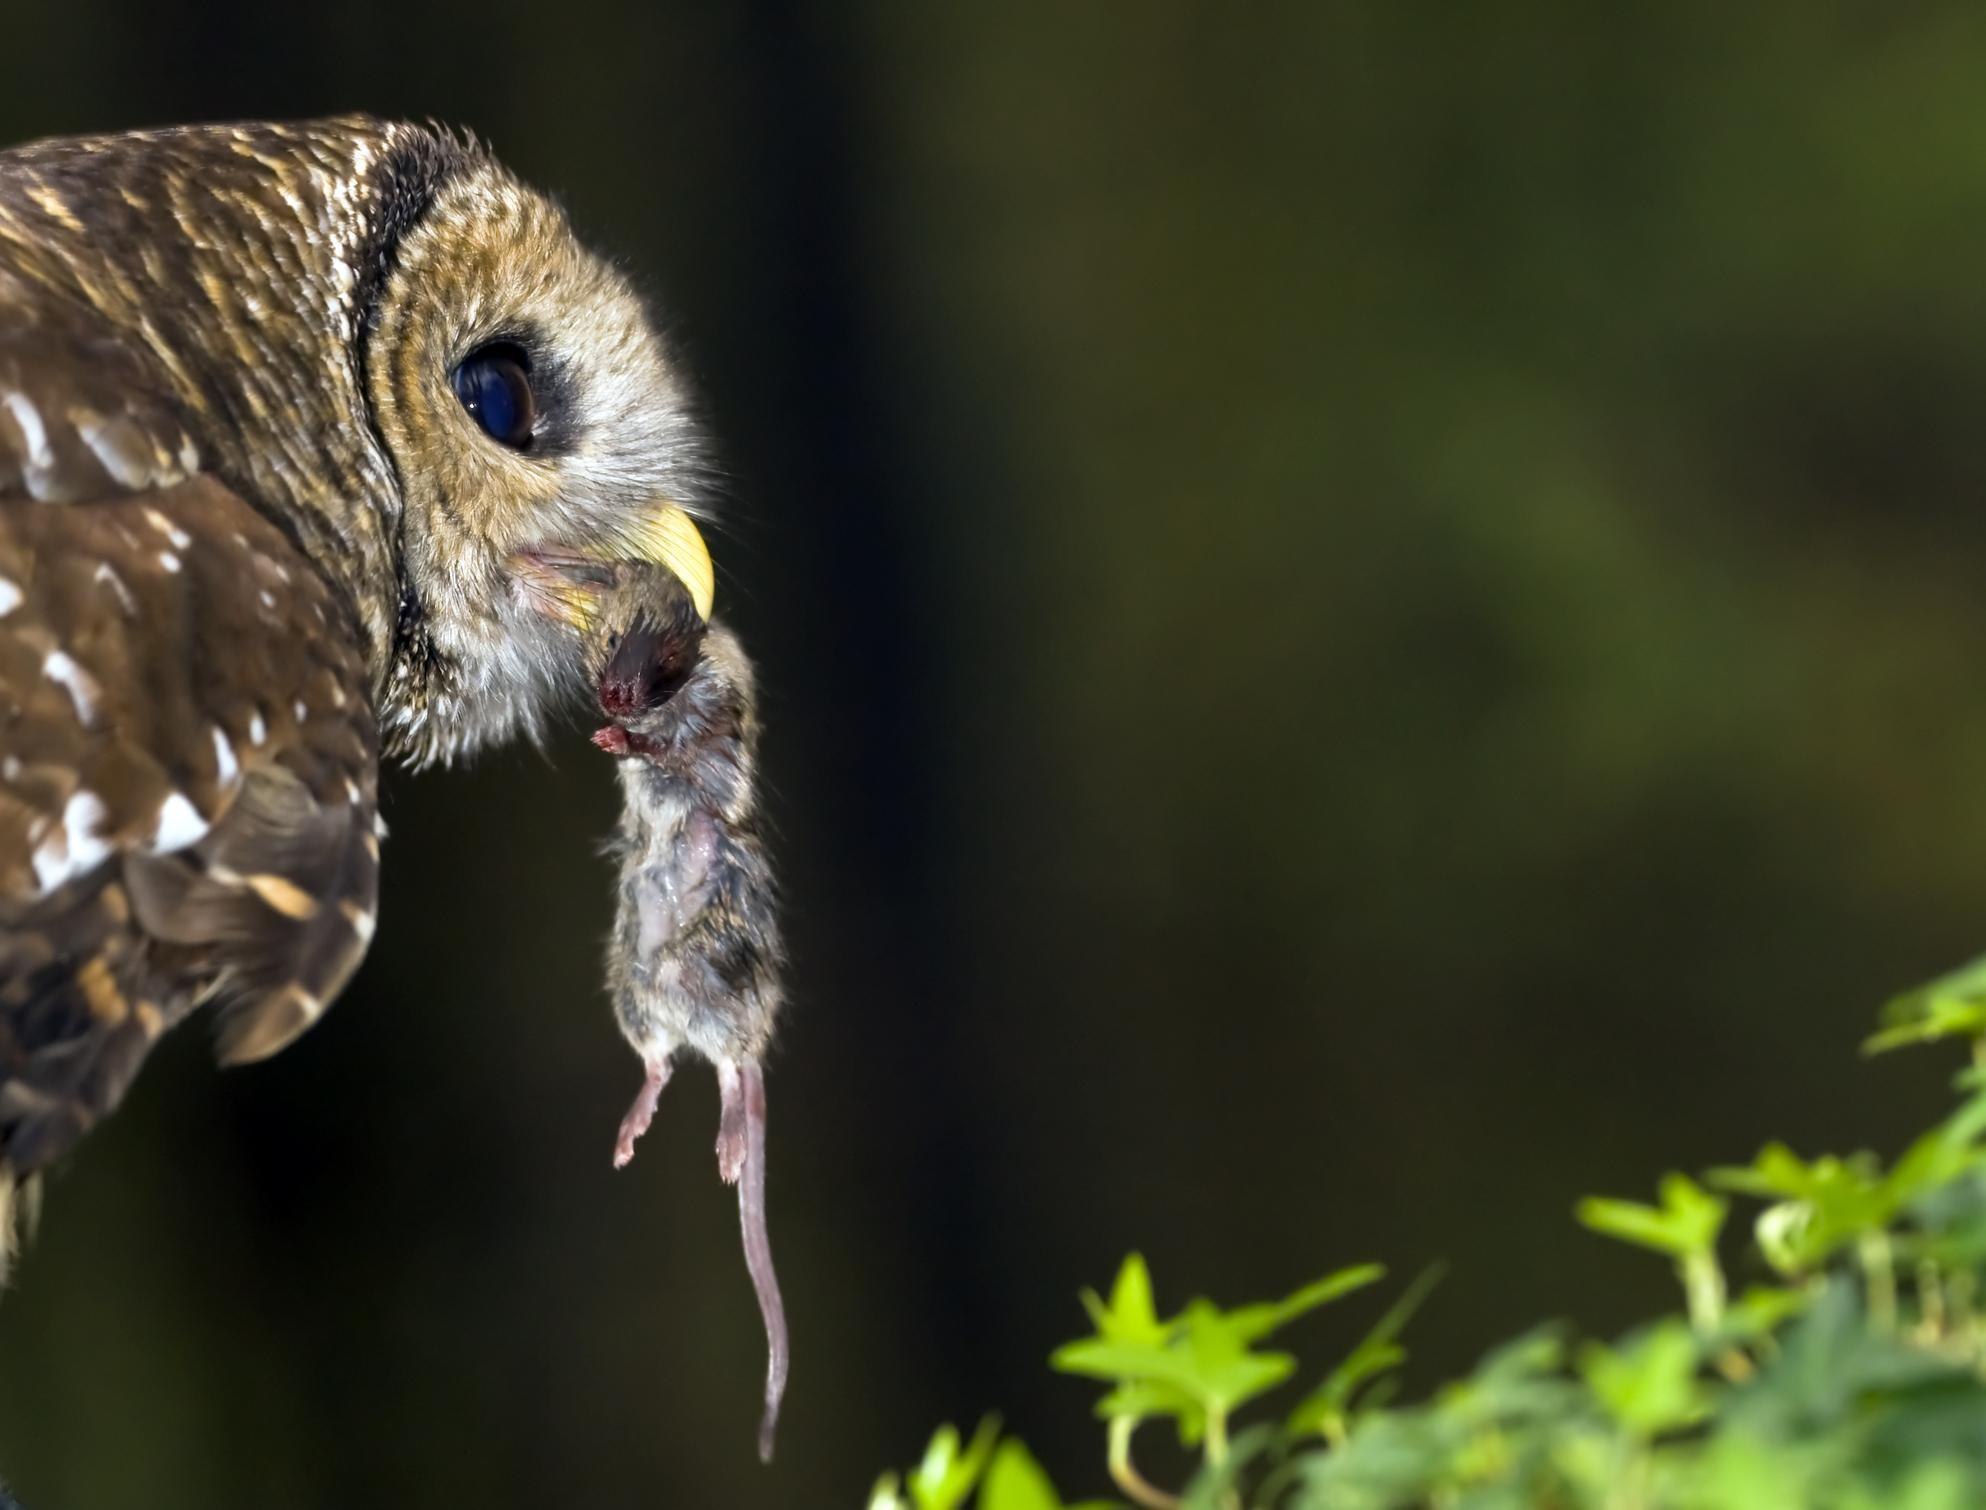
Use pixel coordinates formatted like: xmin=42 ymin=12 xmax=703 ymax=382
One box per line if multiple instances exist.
xmin=1 ymin=5 xmax=1982 ymax=1505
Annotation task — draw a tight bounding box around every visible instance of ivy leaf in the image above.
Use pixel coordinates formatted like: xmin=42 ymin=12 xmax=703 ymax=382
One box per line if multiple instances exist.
xmin=1707 ymin=1147 xmax=1891 ymax=1274
xmin=1715 ymin=1285 xmax=1811 ymax=1344
xmin=1076 ymin=1253 xmax=1171 ymax=1347
xmin=1055 ymin=1255 xmax=1184 ymax=1397
xmin=1221 ymin=1263 xmax=1385 ymax=1345
xmin=1707 ymin=1143 xmax=1815 ymax=1200
xmin=1885 ymin=1092 xmax=1986 ymax=1210
xmin=1577 ymin=1173 xmax=1726 ymax=1258
xmin=1056 ymin=1258 xmax=1376 ymax=1444
xmin=1051 ymin=1337 xmax=1198 ymax=1389
xmin=907 ymin=1419 xmax=1002 ymax=1510
xmin=1866 ymin=956 xmax=1986 ymax=1055
xmin=1287 ymin=1265 xmax=1444 ymax=1438
xmin=1431 ymin=1325 xmax=1585 ymax=1435
xmin=976 ymin=1441 xmax=1072 ymax=1510
xmin=1172 ymin=1298 xmax=1300 ymax=1413
xmin=1578 ymin=1320 xmax=1708 ymax=1437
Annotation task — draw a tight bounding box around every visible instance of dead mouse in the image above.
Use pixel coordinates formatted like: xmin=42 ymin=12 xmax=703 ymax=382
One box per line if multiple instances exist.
xmin=584 ymin=561 xmax=788 ymax=1462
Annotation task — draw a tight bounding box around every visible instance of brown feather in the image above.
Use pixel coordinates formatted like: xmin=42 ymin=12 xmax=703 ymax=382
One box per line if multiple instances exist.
xmin=0 ymin=474 xmax=380 ymax=1186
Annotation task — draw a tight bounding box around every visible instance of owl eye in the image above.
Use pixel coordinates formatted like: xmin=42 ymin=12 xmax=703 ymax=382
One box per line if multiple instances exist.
xmin=451 ymin=344 xmax=536 ymax=449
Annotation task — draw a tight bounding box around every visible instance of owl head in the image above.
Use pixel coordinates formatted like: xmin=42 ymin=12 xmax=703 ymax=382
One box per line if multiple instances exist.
xmin=0 ymin=115 xmax=720 ymax=765
xmin=359 ymin=130 xmax=719 ymax=762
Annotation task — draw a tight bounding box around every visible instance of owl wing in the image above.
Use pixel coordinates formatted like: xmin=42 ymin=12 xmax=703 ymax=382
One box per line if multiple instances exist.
xmin=0 ymin=331 xmax=381 ymax=1180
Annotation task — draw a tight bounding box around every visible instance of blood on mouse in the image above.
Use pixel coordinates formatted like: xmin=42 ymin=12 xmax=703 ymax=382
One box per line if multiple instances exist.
xmin=580 ymin=562 xmax=789 ymax=1463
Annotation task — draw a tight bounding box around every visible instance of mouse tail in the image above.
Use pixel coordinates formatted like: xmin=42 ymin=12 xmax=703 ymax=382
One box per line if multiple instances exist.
xmin=731 ymin=1058 xmax=788 ymax=1462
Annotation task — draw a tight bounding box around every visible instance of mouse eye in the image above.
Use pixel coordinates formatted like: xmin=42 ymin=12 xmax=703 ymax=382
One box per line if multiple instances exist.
xmin=451 ymin=343 xmax=536 ymax=449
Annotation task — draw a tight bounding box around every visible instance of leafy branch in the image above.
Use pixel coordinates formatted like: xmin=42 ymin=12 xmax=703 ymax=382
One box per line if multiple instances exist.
xmin=868 ymin=954 xmax=1986 ymax=1509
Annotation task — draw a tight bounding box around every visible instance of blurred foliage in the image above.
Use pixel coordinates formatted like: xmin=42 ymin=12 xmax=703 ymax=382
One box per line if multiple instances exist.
xmin=872 ymin=978 xmax=1986 ymax=1507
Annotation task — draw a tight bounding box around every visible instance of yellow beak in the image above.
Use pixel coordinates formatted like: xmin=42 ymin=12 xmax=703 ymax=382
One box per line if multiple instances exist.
xmin=626 ymin=505 xmax=715 ymax=622
xmin=513 ymin=504 xmax=716 ymax=633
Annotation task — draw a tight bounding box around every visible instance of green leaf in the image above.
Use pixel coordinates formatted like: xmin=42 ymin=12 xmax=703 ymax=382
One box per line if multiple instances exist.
xmin=1866 ymin=956 xmax=1986 ymax=1055
xmin=977 ymin=1441 xmax=1065 ymax=1510
xmin=1051 ymin=1337 xmax=1194 ymax=1387
xmin=1707 ymin=1142 xmax=1815 ymax=1200
xmin=1287 ymin=1264 xmax=1445 ymax=1437
xmin=1057 ymin=1257 xmax=1376 ymax=1445
xmin=1076 ymin=1253 xmax=1170 ymax=1347
xmin=1286 ymin=1341 xmax=1404 ymax=1435
xmin=1885 ymin=1092 xmax=1986 ymax=1209
xmin=1058 ymin=1299 xmax=1298 ymax=1436
xmin=1172 ymin=1298 xmax=1299 ymax=1412
xmin=1681 ymin=1432 xmax=1832 ymax=1510
xmin=908 ymin=1419 xmax=1002 ymax=1510
xmin=1578 ymin=1321 xmax=1708 ymax=1437
xmin=1220 ymin=1263 xmax=1386 ymax=1345
xmin=1707 ymin=1146 xmax=1892 ymax=1273
xmin=1836 ymin=1460 xmax=1974 ymax=1510
xmin=1054 ymin=1255 xmax=1183 ymax=1402
xmin=1577 ymin=1173 xmax=1726 ymax=1257
xmin=1432 ymin=1325 xmax=1586 ymax=1436
xmin=1753 ymin=1202 xmax=1814 ymax=1278
xmin=1715 ymin=1285 xmax=1811 ymax=1343
xmin=868 ymin=1473 xmax=909 ymax=1510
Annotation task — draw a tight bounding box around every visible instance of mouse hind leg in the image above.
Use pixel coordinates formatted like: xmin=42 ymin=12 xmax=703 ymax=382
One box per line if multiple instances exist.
xmin=715 ymin=1058 xmax=750 ymax=1182
xmin=614 ymin=1053 xmax=674 ymax=1169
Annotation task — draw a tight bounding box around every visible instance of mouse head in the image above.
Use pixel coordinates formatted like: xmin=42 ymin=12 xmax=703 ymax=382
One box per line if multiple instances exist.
xmin=587 ymin=562 xmax=709 ymax=726
xmin=508 ymin=500 xmax=713 ymax=731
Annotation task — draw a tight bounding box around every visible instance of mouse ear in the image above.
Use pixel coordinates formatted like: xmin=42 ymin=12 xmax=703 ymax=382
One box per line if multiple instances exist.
xmin=599 ymin=606 xmax=706 ymax=717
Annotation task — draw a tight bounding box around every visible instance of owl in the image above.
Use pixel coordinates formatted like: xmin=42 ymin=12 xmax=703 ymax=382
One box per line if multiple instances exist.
xmin=0 ymin=116 xmax=721 ymax=1271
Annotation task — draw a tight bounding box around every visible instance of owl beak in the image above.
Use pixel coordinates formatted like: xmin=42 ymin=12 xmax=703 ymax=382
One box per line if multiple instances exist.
xmin=621 ymin=505 xmax=716 ymax=622
xmin=511 ymin=504 xmax=716 ymax=631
